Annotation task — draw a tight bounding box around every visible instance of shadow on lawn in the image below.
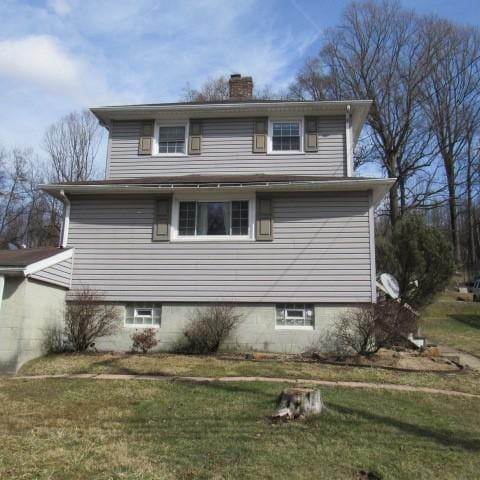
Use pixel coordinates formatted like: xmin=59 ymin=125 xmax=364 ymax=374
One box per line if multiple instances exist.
xmin=449 ymin=314 xmax=480 ymax=330
xmin=89 ymin=354 xmax=173 ymax=377
xmin=329 ymin=402 xmax=480 ymax=452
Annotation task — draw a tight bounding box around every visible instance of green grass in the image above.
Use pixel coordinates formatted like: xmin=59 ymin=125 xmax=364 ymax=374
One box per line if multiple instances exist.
xmin=422 ymin=292 xmax=480 ymax=356
xmin=19 ymin=352 xmax=480 ymax=395
xmin=0 ymin=378 xmax=479 ymax=479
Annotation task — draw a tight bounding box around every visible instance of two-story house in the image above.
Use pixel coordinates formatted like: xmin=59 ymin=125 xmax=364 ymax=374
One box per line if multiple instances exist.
xmin=39 ymin=74 xmax=394 ymax=353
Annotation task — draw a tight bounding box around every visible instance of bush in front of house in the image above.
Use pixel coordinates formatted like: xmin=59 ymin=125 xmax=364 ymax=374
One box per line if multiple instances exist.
xmin=130 ymin=328 xmax=158 ymax=353
xmin=177 ymin=304 xmax=243 ymax=354
xmin=333 ymin=301 xmax=418 ymax=356
xmin=376 ymin=214 xmax=454 ymax=307
xmin=64 ymin=287 xmax=119 ymax=352
xmin=42 ymin=324 xmax=67 ymax=354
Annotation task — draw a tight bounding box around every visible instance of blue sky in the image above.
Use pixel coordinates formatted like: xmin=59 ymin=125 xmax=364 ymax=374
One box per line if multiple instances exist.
xmin=0 ymin=0 xmax=479 ymax=153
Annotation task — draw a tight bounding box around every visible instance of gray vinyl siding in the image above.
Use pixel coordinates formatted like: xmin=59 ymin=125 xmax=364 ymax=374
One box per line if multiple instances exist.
xmin=67 ymin=192 xmax=372 ymax=302
xmin=108 ymin=117 xmax=346 ymax=178
xmin=29 ymin=257 xmax=72 ymax=289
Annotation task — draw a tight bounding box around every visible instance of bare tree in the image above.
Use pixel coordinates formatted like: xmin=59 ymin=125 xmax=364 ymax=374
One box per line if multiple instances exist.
xmin=289 ymin=1 xmax=438 ymax=225
xmin=0 ymin=147 xmax=61 ymax=248
xmin=182 ymin=76 xmax=281 ymax=102
xmin=43 ymin=110 xmax=102 ymax=183
xmin=421 ymin=20 xmax=480 ymax=263
xmin=182 ymin=76 xmax=230 ymax=102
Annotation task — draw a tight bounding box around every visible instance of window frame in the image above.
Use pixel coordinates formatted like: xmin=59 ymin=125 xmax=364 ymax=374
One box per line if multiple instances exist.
xmin=153 ymin=120 xmax=189 ymax=156
xmin=267 ymin=118 xmax=304 ymax=155
xmin=275 ymin=303 xmax=315 ymax=330
xmin=124 ymin=303 xmax=161 ymax=328
xmin=171 ymin=192 xmax=255 ymax=241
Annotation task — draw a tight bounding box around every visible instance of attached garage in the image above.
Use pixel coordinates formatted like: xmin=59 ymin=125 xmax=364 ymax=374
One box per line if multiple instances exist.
xmin=0 ymin=247 xmax=73 ymax=373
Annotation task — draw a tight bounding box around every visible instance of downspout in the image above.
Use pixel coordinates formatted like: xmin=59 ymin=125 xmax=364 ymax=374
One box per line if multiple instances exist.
xmin=0 ymin=275 xmax=4 ymax=316
xmin=345 ymin=104 xmax=353 ymax=177
xmin=58 ymin=190 xmax=71 ymax=248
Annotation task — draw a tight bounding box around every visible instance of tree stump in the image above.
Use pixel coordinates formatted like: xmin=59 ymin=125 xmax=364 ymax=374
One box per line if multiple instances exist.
xmin=272 ymin=388 xmax=324 ymax=421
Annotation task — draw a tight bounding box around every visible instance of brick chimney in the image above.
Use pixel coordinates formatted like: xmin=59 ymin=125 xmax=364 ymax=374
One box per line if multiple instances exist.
xmin=229 ymin=74 xmax=253 ymax=100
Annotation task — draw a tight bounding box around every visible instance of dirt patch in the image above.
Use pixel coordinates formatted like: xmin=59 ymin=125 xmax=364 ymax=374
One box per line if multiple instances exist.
xmin=217 ymin=349 xmax=460 ymax=372
xmin=319 ymin=348 xmax=460 ymax=372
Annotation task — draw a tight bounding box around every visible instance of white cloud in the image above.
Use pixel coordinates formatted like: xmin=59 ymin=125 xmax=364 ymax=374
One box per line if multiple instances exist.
xmin=0 ymin=35 xmax=83 ymax=90
xmin=47 ymin=0 xmax=76 ymax=16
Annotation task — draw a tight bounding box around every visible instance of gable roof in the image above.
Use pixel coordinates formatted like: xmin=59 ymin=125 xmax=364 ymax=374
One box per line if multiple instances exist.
xmin=0 ymin=247 xmax=65 ymax=268
xmin=0 ymin=247 xmax=73 ymax=284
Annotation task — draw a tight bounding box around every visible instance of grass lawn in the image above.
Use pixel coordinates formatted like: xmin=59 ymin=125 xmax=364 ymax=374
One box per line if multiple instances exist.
xmin=19 ymin=352 xmax=480 ymax=395
xmin=422 ymin=292 xmax=480 ymax=356
xmin=0 ymin=377 xmax=479 ymax=480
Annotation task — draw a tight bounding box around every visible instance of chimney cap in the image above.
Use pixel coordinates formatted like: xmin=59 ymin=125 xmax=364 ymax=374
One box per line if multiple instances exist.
xmin=230 ymin=73 xmax=241 ymax=79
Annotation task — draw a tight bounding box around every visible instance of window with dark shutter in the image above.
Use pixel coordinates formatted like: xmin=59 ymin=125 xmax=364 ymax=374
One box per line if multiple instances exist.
xmin=253 ymin=118 xmax=267 ymax=153
xmin=256 ymin=196 xmax=273 ymax=241
xmin=153 ymin=197 xmax=172 ymax=241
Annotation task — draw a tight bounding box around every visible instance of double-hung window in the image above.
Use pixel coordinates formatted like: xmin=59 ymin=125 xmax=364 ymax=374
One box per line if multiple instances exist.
xmin=276 ymin=304 xmax=314 ymax=329
xmin=176 ymin=199 xmax=251 ymax=239
xmin=156 ymin=123 xmax=187 ymax=154
xmin=269 ymin=119 xmax=303 ymax=153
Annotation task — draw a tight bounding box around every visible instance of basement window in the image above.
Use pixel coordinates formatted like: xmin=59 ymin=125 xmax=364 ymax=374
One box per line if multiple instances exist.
xmin=275 ymin=304 xmax=314 ymax=329
xmin=125 ymin=303 xmax=161 ymax=327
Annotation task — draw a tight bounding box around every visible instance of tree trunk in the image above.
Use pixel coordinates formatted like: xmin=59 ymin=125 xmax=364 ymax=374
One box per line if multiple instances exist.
xmin=467 ymin=156 xmax=476 ymax=267
xmin=272 ymin=388 xmax=324 ymax=420
xmin=445 ymin=155 xmax=460 ymax=264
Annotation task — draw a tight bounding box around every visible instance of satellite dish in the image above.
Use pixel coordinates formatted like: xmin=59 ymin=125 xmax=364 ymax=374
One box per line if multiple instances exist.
xmin=378 ymin=273 xmax=400 ymax=299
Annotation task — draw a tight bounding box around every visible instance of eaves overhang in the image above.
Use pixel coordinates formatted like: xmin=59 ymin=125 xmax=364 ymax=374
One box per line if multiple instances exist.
xmin=90 ymin=100 xmax=372 ymax=146
xmin=41 ymin=178 xmax=395 ymax=207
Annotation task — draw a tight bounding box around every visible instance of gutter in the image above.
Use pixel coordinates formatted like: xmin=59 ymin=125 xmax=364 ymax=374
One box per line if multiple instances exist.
xmin=41 ymin=178 xmax=396 ymax=208
xmin=58 ymin=190 xmax=71 ymax=248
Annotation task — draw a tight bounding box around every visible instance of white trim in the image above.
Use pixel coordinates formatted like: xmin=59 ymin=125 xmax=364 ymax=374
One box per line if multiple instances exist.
xmin=368 ymin=190 xmax=377 ymax=303
xmin=59 ymin=190 xmax=70 ymax=248
xmin=153 ymin=120 xmax=189 ymax=157
xmin=0 ymin=275 xmax=4 ymax=316
xmin=346 ymin=105 xmax=353 ymax=176
xmin=267 ymin=118 xmax=304 ymax=154
xmin=275 ymin=325 xmax=314 ymax=331
xmin=105 ymin=128 xmax=112 ymax=178
xmin=24 ymin=248 xmax=74 ymax=276
xmin=171 ymin=192 xmax=255 ymax=241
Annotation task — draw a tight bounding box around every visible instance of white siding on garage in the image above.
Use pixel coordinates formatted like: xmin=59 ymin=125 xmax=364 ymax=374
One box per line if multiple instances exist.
xmin=30 ymin=257 xmax=72 ymax=289
xmin=108 ymin=116 xmax=346 ymax=178
xmin=67 ymin=191 xmax=372 ymax=303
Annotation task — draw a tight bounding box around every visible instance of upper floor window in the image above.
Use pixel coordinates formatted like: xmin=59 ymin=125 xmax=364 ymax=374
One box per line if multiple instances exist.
xmin=154 ymin=121 xmax=188 ymax=155
xmin=158 ymin=126 xmax=186 ymax=153
xmin=269 ymin=119 xmax=303 ymax=153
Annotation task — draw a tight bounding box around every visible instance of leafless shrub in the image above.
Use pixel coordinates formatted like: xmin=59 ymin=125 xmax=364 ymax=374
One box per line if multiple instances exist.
xmin=42 ymin=324 xmax=67 ymax=354
xmin=334 ymin=302 xmax=418 ymax=356
xmin=64 ymin=287 xmax=119 ymax=352
xmin=177 ymin=304 xmax=243 ymax=354
xmin=130 ymin=328 xmax=158 ymax=354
